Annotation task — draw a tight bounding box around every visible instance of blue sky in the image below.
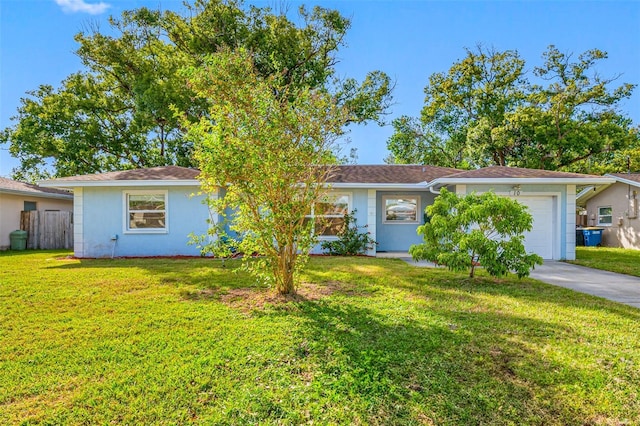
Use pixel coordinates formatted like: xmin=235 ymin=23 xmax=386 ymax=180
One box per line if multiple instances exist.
xmin=1 ymin=0 xmax=639 ymax=177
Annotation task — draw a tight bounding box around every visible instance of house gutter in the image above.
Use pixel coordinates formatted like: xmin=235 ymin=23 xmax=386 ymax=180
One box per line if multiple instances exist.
xmin=605 ymin=174 xmax=640 ymax=188
xmin=327 ymin=182 xmax=431 ymax=190
xmin=0 ymin=188 xmax=73 ymax=200
xmin=38 ymin=179 xmax=202 ymax=189
xmin=428 ymin=177 xmax=616 ymax=186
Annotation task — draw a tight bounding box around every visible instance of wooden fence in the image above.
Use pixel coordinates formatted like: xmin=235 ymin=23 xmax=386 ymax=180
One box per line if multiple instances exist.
xmin=20 ymin=210 xmax=73 ymax=250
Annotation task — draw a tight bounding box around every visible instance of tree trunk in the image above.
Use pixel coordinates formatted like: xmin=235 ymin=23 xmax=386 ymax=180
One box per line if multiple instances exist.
xmin=275 ymin=245 xmax=297 ymax=294
xmin=469 ymin=252 xmax=477 ymax=278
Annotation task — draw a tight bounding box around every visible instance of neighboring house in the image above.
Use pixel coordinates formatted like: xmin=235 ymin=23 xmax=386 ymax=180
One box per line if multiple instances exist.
xmin=576 ymin=173 xmax=640 ymax=249
xmin=0 ymin=177 xmax=73 ymax=250
xmin=40 ymin=165 xmax=612 ymax=260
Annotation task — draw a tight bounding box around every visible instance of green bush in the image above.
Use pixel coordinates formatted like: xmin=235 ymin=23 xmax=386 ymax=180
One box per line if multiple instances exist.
xmin=321 ymin=210 xmax=376 ymax=255
xmin=410 ymin=189 xmax=543 ymax=278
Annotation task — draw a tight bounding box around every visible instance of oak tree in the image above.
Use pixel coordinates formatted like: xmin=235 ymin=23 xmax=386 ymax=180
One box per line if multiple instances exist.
xmin=1 ymin=1 xmax=391 ymax=180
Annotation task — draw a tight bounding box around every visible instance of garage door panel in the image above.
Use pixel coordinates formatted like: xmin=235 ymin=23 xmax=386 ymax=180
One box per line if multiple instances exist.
xmin=514 ymin=196 xmax=554 ymax=260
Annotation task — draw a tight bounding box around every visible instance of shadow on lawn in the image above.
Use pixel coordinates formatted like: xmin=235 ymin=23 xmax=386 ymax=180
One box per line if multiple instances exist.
xmin=46 ymin=256 xmax=260 ymax=290
xmin=39 ymin=254 xmax=637 ymax=422
xmin=254 ymin=289 xmax=604 ymax=423
xmin=376 ymin=258 xmax=640 ymax=321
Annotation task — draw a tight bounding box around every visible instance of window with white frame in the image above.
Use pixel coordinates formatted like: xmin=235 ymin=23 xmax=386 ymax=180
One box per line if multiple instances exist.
xmin=124 ymin=191 xmax=168 ymax=232
xmin=306 ymin=193 xmax=350 ymax=237
xmin=383 ymin=195 xmax=420 ymax=223
xmin=597 ymin=206 xmax=612 ymax=226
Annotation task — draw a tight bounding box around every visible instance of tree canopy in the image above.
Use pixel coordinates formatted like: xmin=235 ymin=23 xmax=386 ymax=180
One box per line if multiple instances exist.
xmin=1 ymin=0 xmax=392 ymax=181
xmin=388 ymin=45 xmax=638 ymax=173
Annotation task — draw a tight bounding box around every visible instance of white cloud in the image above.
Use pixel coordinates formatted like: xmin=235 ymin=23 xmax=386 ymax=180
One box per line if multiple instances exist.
xmin=54 ymin=0 xmax=111 ymax=15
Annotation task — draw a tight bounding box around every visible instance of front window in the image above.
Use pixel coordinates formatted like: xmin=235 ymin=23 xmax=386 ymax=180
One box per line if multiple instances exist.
xmin=383 ymin=196 xmax=420 ymax=224
xmin=307 ymin=193 xmax=350 ymax=237
xmin=124 ymin=191 xmax=168 ymax=233
xmin=597 ymin=206 xmax=612 ymax=226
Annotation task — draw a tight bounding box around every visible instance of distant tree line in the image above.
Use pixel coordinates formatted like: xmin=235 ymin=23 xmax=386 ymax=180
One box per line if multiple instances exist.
xmin=387 ymin=45 xmax=639 ymax=174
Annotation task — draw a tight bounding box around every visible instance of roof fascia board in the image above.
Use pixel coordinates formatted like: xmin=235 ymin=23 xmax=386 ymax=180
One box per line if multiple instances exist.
xmin=0 ymin=188 xmax=73 ymax=199
xmin=39 ymin=179 xmax=201 ymax=188
xmin=430 ymin=177 xmax=616 ymax=186
xmin=605 ymin=174 xmax=640 ymax=188
xmin=576 ymin=186 xmax=595 ymax=201
xmin=327 ymin=183 xmax=428 ymax=189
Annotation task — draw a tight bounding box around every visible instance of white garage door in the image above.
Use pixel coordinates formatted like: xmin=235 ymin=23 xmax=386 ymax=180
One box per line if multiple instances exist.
xmin=514 ymin=196 xmax=555 ymax=260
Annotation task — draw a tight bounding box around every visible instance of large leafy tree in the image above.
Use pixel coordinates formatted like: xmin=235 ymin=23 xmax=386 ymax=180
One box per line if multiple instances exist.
xmin=507 ymin=47 xmax=638 ymax=172
xmin=1 ymin=0 xmax=392 ymax=180
xmin=184 ymin=48 xmax=346 ymax=294
xmin=388 ymin=45 xmax=638 ymax=172
xmin=388 ymin=46 xmax=526 ymax=169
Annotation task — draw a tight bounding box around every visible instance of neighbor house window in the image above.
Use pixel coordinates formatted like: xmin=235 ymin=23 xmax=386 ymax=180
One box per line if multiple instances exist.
xmin=383 ymin=196 xmax=420 ymax=223
xmin=306 ymin=193 xmax=350 ymax=237
xmin=24 ymin=201 xmax=37 ymax=212
xmin=597 ymin=206 xmax=612 ymax=226
xmin=124 ymin=191 xmax=168 ymax=233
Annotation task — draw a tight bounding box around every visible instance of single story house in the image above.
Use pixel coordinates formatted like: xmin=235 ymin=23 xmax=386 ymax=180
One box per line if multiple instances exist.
xmin=576 ymin=173 xmax=640 ymax=249
xmin=0 ymin=177 xmax=73 ymax=250
xmin=40 ymin=165 xmax=613 ymax=260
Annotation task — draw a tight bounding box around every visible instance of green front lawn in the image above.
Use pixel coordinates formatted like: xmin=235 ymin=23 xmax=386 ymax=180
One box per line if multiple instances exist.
xmin=1 ymin=251 xmax=639 ymax=424
xmin=571 ymin=246 xmax=640 ymax=277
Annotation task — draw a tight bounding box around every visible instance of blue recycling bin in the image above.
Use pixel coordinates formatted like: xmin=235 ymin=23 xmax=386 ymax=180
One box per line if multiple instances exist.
xmin=581 ymin=227 xmax=603 ymax=247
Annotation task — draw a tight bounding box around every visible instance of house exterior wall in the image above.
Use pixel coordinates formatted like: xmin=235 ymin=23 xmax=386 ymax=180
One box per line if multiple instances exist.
xmin=459 ymin=184 xmax=572 ymax=260
xmin=375 ymin=190 xmax=435 ymax=252
xmin=584 ymin=182 xmax=640 ymax=249
xmin=77 ymin=186 xmax=210 ymax=257
xmin=66 ymin=180 xmax=583 ymax=258
xmin=0 ymin=192 xmax=73 ymax=250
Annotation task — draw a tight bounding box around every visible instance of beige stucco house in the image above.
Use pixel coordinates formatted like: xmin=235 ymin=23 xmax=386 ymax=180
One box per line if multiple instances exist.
xmin=0 ymin=177 xmax=73 ymax=249
xmin=577 ymin=173 xmax=640 ymax=249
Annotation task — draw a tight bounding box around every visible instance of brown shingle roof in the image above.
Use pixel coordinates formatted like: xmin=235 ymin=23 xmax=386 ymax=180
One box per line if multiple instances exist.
xmin=608 ymin=173 xmax=640 ymax=184
xmin=43 ymin=166 xmax=200 ymax=182
xmin=40 ymin=164 xmax=608 ymax=188
xmin=0 ymin=177 xmax=73 ymax=198
xmin=326 ymin=165 xmax=462 ymax=184
xmin=440 ymin=166 xmax=603 ymax=180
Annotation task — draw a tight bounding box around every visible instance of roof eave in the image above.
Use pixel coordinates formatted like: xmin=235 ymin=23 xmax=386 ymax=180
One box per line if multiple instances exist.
xmin=327 ymin=182 xmax=429 ymax=189
xmin=576 ymin=183 xmax=615 ymax=205
xmin=39 ymin=179 xmax=202 ymax=189
xmin=0 ymin=188 xmax=73 ymax=200
xmin=605 ymin=174 xmax=640 ymax=188
xmin=429 ymin=177 xmax=616 ymax=186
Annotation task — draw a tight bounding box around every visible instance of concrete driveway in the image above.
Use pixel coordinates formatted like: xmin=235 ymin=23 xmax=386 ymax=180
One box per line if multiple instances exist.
xmin=397 ymin=255 xmax=640 ymax=309
xmin=529 ymin=261 xmax=640 ymax=309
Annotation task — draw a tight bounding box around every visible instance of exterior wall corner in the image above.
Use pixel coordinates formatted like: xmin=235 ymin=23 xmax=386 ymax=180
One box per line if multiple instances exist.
xmin=367 ymin=189 xmax=377 ymax=256
xmin=73 ymin=187 xmax=84 ymax=257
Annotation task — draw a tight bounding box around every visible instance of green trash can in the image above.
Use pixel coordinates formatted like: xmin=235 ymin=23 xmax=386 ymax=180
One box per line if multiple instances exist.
xmin=9 ymin=230 xmax=28 ymax=251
